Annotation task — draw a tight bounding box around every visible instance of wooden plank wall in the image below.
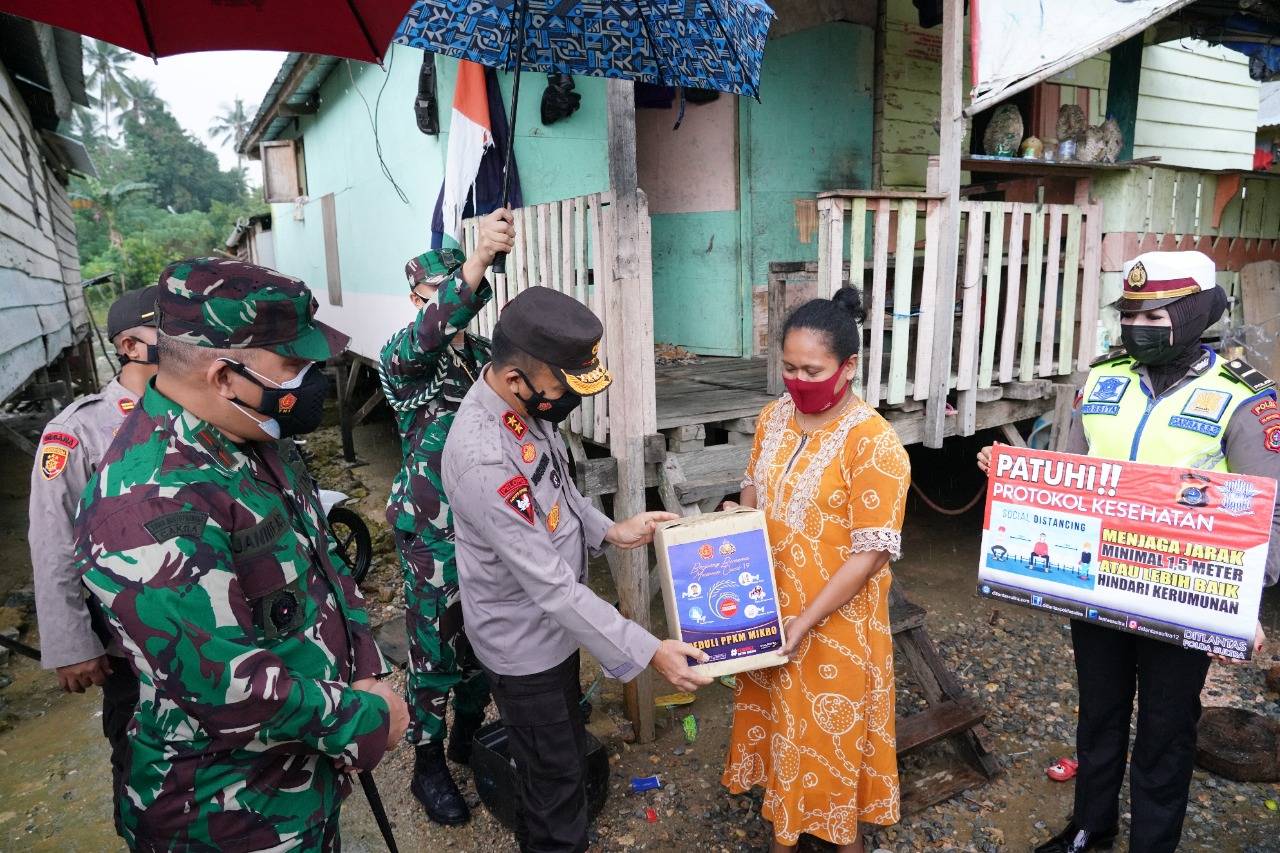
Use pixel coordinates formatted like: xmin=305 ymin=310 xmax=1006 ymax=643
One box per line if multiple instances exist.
xmin=0 ymin=61 xmax=83 ymax=402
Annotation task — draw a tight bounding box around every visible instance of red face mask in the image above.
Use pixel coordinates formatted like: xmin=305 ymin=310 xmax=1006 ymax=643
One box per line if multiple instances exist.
xmin=784 ymin=361 xmax=851 ymax=414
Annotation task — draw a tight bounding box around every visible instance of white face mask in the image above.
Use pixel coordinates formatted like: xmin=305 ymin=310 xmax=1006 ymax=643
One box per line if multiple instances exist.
xmin=220 ymin=360 xmax=315 ymax=440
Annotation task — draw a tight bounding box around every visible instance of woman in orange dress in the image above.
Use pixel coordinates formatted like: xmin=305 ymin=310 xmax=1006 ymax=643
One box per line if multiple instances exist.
xmin=722 ymin=288 xmax=910 ymax=852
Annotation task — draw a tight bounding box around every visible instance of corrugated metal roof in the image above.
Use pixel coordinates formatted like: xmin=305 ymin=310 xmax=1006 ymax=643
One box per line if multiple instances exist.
xmin=1260 ymin=81 xmax=1280 ymax=128
xmin=39 ymin=129 xmax=95 ymax=177
xmin=237 ymin=53 xmax=340 ymax=156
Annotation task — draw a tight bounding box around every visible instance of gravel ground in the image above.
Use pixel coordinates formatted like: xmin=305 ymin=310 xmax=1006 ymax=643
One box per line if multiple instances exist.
xmin=0 ymin=419 xmax=1276 ymax=851
xmin=319 ymin=424 xmax=1280 ymax=853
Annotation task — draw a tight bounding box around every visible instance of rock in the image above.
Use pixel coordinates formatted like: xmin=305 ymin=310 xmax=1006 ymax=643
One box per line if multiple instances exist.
xmin=0 ymin=606 xmax=26 ymax=634
xmin=3 ymin=589 xmax=34 ymax=614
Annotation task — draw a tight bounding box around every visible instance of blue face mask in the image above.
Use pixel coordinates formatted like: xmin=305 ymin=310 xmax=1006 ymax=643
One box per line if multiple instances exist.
xmin=220 ymin=359 xmax=328 ymax=439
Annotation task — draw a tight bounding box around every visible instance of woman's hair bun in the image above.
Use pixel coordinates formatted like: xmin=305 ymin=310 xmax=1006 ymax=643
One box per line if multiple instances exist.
xmin=831 ymin=286 xmax=866 ymax=325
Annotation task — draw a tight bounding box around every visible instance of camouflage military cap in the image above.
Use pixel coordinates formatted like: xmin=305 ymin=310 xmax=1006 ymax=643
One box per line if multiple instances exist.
xmin=405 ymin=248 xmax=465 ymax=288
xmin=157 ymin=258 xmax=349 ymax=361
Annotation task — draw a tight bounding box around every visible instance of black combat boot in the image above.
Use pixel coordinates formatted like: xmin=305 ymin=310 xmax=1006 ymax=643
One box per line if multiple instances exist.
xmin=1033 ymin=820 xmax=1119 ymax=853
xmin=446 ymin=714 xmax=485 ymax=765
xmin=411 ymin=742 xmax=470 ymax=825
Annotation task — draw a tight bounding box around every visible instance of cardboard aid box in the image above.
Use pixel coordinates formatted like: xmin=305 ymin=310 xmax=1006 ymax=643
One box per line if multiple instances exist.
xmin=654 ymin=508 xmax=787 ymax=678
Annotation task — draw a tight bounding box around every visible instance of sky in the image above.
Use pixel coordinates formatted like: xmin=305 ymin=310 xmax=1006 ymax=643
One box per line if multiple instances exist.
xmin=126 ymin=50 xmax=287 ymax=172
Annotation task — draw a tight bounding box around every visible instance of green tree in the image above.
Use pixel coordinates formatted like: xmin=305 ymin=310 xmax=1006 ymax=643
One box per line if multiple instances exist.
xmin=121 ymin=77 xmax=162 ymax=122
xmin=84 ymin=40 xmax=131 ymax=135
xmin=122 ymin=102 xmax=245 ymax=213
xmin=70 ymin=179 xmax=154 ymax=247
xmin=209 ymin=98 xmax=256 ymax=171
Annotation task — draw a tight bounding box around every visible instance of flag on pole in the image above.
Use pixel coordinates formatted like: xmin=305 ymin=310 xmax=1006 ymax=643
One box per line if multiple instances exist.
xmin=431 ymin=62 xmax=522 ymax=250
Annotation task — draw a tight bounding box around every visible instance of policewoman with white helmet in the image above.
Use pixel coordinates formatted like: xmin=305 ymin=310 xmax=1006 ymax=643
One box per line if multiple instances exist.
xmin=979 ymin=250 xmax=1280 ymax=853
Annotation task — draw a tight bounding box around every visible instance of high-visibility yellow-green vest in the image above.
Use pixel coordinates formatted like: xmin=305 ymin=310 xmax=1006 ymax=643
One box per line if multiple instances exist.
xmin=1080 ymin=349 xmax=1263 ymax=470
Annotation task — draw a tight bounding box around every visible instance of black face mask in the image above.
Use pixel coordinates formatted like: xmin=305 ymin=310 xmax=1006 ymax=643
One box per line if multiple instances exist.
xmin=116 ymin=343 xmax=159 ymax=368
xmin=515 ymin=369 xmax=581 ymax=424
xmin=1121 ymin=324 xmax=1180 ymax=366
xmin=220 ymin=359 xmax=329 ymax=439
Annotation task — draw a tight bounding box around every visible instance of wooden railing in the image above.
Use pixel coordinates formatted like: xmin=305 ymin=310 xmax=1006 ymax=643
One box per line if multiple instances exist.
xmin=816 ymin=191 xmax=1103 ymax=422
xmin=461 ymin=190 xmax=656 ymax=445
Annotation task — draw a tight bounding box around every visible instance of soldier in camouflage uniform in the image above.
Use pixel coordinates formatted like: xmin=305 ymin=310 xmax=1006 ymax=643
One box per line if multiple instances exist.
xmin=75 ymin=258 xmax=409 ymax=852
xmin=378 ymin=208 xmax=513 ymax=825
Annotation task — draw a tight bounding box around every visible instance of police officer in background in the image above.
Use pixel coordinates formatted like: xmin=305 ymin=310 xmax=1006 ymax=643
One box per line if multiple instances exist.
xmin=75 ymin=259 xmax=408 ymax=851
xmin=979 ymin=251 xmax=1280 ymax=853
xmin=443 ymin=286 xmax=712 ymax=853
xmin=29 ymin=284 xmax=158 ymax=833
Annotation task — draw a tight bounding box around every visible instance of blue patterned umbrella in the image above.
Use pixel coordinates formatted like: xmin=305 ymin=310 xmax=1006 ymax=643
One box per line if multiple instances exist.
xmin=393 ymin=0 xmax=775 ymax=98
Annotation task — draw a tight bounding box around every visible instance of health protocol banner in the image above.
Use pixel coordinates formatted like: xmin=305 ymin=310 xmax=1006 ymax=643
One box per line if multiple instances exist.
xmin=977 ymin=446 xmax=1276 ymax=660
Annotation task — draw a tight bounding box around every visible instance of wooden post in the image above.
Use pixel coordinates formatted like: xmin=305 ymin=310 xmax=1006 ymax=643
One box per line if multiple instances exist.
xmin=605 ymin=78 xmax=656 ymax=743
xmin=1105 ymin=34 xmax=1143 ymax=163
xmin=923 ymin=0 xmax=966 ymax=448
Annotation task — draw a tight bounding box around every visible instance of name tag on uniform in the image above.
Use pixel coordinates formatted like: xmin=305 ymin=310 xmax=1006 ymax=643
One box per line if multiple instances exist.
xmin=1168 ymin=415 xmax=1223 ymax=437
xmin=1081 ymin=403 xmax=1121 ymax=416
xmin=1181 ymin=389 xmax=1232 ymax=423
xmin=1088 ymin=376 xmax=1130 ymax=404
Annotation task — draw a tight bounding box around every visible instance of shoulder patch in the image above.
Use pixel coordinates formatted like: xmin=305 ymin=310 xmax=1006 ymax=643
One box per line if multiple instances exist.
xmin=40 ymin=431 xmax=79 ymax=450
xmin=502 ymin=410 xmax=528 ymax=440
xmin=497 ymin=475 xmax=536 ymax=526
xmin=143 ymin=510 xmax=209 ymax=544
xmin=1220 ymin=358 xmax=1275 ymax=393
xmin=1089 ymin=350 xmax=1131 ymax=368
xmin=37 ymin=432 xmax=79 ymax=481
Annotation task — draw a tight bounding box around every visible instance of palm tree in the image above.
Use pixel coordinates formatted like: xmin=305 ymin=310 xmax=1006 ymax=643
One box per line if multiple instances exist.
xmin=71 ymin=105 xmax=104 ymax=148
xmin=121 ymin=77 xmax=161 ymax=123
xmin=84 ymin=40 xmax=132 ymax=136
xmin=209 ymin=98 xmax=256 ymax=170
xmin=69 ymin=179 xmax=154 ymax=247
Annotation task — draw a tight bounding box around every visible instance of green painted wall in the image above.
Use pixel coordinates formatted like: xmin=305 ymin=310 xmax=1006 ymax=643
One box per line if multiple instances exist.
xmin=650 ymin=210 xmax=742 ymax=354
xmin=267 ymin=46 xmax=610 ymax=358
xmin=739 ymin=23 xmax=874 ymax=353
xmin=646 ymin=23 xmax=875 ymax=357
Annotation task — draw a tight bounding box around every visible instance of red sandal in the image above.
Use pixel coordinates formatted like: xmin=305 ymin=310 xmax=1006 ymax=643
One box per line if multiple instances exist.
xmin=1046 ymin=757 xmax=1078 ymax=782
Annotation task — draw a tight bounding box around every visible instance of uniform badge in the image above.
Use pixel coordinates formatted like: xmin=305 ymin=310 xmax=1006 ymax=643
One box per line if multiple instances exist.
xmin=1253 ymin=398 xmax=1278 ymax=417
xmin=521 ymin=442 xmax=537 ymax=464
xmin=546 ymin=502 xmax=561 ymax=533
xmin=1127 ymin=261 xmax=1147 ymax=290
xmin=1180 ymin=389 xmax=1231 ymax=423
xmin=1266 ymin=425 xmax=1280 ymax=453
xmin=37 ymin=432 xmax=78 ymax=481
xmin=550 ymin=467 xmax=562 ymax=489
xmin=502 ymin=410 xmax=528 ymax=440
xmin=498 ymin=475 xmax=536 ymax=526
xmin=117 ymin=398 xmax=135 ymax=414
xmin=1088 ymin=376 xmax=1130 ymax=404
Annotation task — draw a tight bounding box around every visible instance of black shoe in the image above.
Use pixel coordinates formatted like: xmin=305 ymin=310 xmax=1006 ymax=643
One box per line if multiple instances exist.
xmin=1034 ymin=820 xmax=1118 ymax=853
xmin=411 ymin=743 xmax=471 ymax=826
xmin=446 ymin=714 xmax=485 ymax=765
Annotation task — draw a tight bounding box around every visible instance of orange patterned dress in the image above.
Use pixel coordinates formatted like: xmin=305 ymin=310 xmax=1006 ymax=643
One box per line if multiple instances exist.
xmin=721 ymin=395 xmax=910 ymax=846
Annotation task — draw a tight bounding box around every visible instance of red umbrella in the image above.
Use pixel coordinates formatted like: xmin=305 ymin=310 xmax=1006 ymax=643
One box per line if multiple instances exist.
xmin=0 ymin=0 xmax=414 ymax=63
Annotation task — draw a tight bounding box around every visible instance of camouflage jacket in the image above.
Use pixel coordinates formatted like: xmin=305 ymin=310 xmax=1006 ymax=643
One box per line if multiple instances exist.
xmin=378 ymin=274 xmax=492 ymax=535
xmin=75 ymin=383 xmax=390 ymax=850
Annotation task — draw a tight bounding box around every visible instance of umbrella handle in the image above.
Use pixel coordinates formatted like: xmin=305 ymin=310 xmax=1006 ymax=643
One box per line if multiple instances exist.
xmin=493 ymin=252 xmax=507 ymax=275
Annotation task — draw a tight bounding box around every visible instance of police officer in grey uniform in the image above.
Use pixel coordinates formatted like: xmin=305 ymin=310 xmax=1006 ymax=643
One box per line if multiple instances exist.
xmin=29 ymin=285 xmax=158 ymax=834
xmin=443 ymin=286 xmax=711 ymax=853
